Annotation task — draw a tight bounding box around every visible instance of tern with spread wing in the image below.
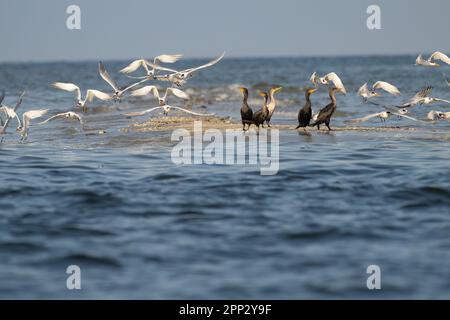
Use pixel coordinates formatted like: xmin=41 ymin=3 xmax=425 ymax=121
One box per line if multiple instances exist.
xmin=416 ymin=52 xmax=450 ymax=67
xmin=52 ymin=82 xmax=111 ymax=113
xmin=0 ymin=106 xmax=22 ymax=128
xmin=310 ymin=72 xmax=347 ymax=94
xmin=120 ymin=54 xmax=183 ymax=79
xmin=125 ymin=86 xmax=212 ymax=117
xmin=17 ymin=109 xmax=49 ymax=141
xmin=155 ymin=52 xmax=225 ymax=87
xmin=131 ymin=86 xmax=190 ymax=106
xmin=99 ymin=61 xmax=148 ymax=101
xmin=347 ymin=111 xmax=421 ymax=124
xmin=39 ymin=111 xmax=84 ymax=129
xmin=357 ymin=83 xmax=380 ymax=100
xmin=399 ymin=86 xmax=450 ymax=108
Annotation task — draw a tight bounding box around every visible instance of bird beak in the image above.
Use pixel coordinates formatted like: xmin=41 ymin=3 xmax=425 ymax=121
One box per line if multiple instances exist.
xmin=259 ymin=92 xmax=266 ymax=97
xmin=308 ymin=88 xmax=318 ymax=94
xmin=274 ymin=87 xmax=282 ymax=93
xmin=239 ymin=87 xmax=246 ymax=93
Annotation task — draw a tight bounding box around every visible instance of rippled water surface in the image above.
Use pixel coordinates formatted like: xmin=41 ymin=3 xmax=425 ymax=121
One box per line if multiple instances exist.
xmin=1 ymin=56 xmax=450 ymax=299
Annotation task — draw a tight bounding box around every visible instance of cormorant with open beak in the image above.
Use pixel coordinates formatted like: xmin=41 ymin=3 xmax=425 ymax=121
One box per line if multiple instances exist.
xmin=252 ymin=91 xmax=269 ymax=130
xmin=265 ymin=87 xmax=282 ymax=127
xmin=310 ymin=87 xmax=343 ymax=131
xmin=239 ymin=87 xmax=253 ymax=131
xmin=296 ymin=88 xmax=317 ymax=130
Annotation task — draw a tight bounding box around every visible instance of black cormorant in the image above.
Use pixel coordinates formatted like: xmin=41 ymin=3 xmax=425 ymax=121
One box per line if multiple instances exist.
xmin=239 ymin=87 xmax=253 ymax=131
xmin=252 ymin=91 xmax=269 ymax=129
xmin=310 ymin=87 xmax=340 ymax=131
xmin=296 ymin=88 xmax=317 ymax=130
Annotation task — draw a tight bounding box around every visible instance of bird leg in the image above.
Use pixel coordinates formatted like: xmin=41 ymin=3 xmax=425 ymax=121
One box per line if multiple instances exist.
xmin=317 ymin=124 xmax=320 ymax=131
xmin=326 ymin=123 xmax=333 ymax=131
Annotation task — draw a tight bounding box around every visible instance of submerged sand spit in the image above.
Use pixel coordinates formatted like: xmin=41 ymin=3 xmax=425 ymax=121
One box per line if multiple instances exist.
xmin=122 ymin=115 xmax=417 ymax=133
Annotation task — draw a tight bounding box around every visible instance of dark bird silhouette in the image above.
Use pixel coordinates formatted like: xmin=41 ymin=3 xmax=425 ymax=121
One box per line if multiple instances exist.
xmin=239 ymin=87 xmax=253 ymax=131
xmin=310 ymin=87 xmax=341 ymax=131
xmin=252 ymin=91 xmax=269 ymax=129
xmin=296 ymin=88 xmax=317 ymax=130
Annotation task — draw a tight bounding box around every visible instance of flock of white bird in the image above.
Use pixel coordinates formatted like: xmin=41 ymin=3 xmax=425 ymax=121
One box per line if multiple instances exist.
xmin=0 ymin=53 xmax=225 ymax=141
xmin=308 ymin=51 xmax=450 ymax=125
xmin=1 ymin=50 xmax=450 ymax=142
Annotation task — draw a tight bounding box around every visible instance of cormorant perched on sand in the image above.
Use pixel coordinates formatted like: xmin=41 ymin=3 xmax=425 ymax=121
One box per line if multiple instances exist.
xmin=239 ymin=87 xmax=253 ymax=131
xmin=252 ymin=91 xmax=269 ymax=129
xmin=310 ymin=87 xmax=342 ymax=131
xmin=265 ymin=87 xmax=282 ymax=127
xmin=296 ymin=88 xmax=317 ymax=130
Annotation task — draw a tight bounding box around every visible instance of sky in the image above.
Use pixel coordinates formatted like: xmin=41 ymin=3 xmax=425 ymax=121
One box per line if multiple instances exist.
xmin=1 ymin=0 xmax=450 ymax=62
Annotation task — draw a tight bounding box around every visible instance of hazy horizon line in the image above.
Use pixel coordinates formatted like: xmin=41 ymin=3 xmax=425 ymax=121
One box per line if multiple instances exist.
xmin=0 ymin=52 xmax=429 ymax=65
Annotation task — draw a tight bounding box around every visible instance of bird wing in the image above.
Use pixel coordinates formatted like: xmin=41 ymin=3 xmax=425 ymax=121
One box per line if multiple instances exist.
xmin=38 ymin=113 xmax=67 ymax=125
xmin=324 ymin=72 xmax=347 ymax=94
xmin=347 ymin=113 xmax=382 ymax=123
xmin=404 ymin=86 xmax=433 ymax=106
xmin=98 ymin=61 xmax=119 ymax=92
xmin=433 ymin=98 xmax=450 ymax=104
xmin=52 ymin=82 xmax=82 ymax=100
xmin=119 ymin=59 xmax=147 ymax=74
xmin=416 ymin=54 xmax=424 ymax=65
xmin=430 ymin=51 xmax=450 ymax=65
xmin=154 ymin=54 xmax=183 ymax=64
xmin=0 ymin=106 xmax=17 ymax=118
xmin=120 ymin=78 xmax=149 ymax=94
xmin=181 ymin=52 xmax=225 ymax=75
xmin=357 ymin=83 xmax=369 ymax=97
xmin=373 ymin=81 xmax=401 ymax=95
xmin=166 ymin=88 xmax=190 ymax=100
xmin=131 ymin=85 xmax=159 ymax=98
xmin=123 ymin=107 xmax=162 ymax=117
xmin=0 ymin=91 xmax=4 ymax=104
xmin=145 ymin=61 xmax=179 ymax=73
xmin=86 ymin=90 xmax=111 ymax=102
xmin=168 ymin=106 xmax=214 ymax=116
xmin=23 ymin=109 xmax=49 ymax=129
xmin=310 ymin=72 xmax=318 ymax=85
xmin=39 ymin=112 xmax=83 ymax=125
xmin=391 ymin=112 xmax=422 ymax=122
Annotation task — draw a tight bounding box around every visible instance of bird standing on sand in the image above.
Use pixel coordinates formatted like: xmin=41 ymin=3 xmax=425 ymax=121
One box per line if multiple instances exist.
xmin=99 ymin=61 xmax=148 ymax=101
xmin=265 ymin=87 xmax=282 ymax=127
xmin=296 ymin=88 xmax=317 ymax=130
xmin=310 ymin=87 xmax=343 ymax=131
xmin=416 ymin=51 xmax=450 ymax=67
xmin=17 ymin=109 xmax=49 ymax=141
xmin=119 ymin=54 xmax=183 ymax=79
xmin=252 ymin=92 xmax=269 ymax=130
xmin=52 ymin=82 xmax=111 ymax=113
xmin=239 ymin=87 xmax=253 ymax=131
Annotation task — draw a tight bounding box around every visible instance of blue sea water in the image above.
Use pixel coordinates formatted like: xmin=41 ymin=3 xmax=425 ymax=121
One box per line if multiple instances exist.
xmin=1 ymin=56 xmax=450 ymax=299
